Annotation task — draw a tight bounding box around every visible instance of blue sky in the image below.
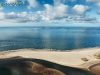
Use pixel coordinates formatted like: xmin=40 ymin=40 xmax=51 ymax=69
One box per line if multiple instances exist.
xmin=0 ymin=0 xmax=100 ymax=27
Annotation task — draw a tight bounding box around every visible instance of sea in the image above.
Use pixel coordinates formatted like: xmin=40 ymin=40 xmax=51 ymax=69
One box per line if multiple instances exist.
xmin=0 ymin=26 xmax=100 ymax=51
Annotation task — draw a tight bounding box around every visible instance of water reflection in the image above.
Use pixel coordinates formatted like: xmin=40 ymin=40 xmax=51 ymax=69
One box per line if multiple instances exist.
xmin=0 ymin=27 xmax=100 ymax=51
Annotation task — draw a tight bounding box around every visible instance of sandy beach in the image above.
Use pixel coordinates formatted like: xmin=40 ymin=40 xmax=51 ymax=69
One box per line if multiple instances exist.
xmin=0 ymin=48 xmax=100 ymax=75
xmin=0 ymin=47 xmax=100 ymax=66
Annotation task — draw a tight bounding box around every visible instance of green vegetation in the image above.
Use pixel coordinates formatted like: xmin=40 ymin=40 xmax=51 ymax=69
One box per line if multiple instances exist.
xmin=81 ymin=57 xmax=88 ymax=62
xmin=94 ymin=53 xmax=100 ymax=59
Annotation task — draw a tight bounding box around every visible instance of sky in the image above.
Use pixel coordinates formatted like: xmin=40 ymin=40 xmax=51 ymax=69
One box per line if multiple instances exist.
xmin=0 ymin=0 xmax=100 ymax=27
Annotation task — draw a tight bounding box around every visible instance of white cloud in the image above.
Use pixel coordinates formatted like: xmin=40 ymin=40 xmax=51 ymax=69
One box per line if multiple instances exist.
xmin=73 ymin=5 xmax=91 ymax=15
xmin=96 ymin=2 xmax=100 ymax=7
xmin=86 ymin=0 xmax=100 ymax=7
xmin=37 ymin=3 xmax=69 ymax=21
xmin=6 ymin=0 xmax=17 ymax=3
xmin=0 ymin=12 xmax=5 ymax=19
xmin=63 ymin=15 xmax=97 ymax=23
xmin=73 ymin=15 xmax=97 ymax=22
xmin=0 ymin=1 xmax=97 ymax=24
xmin=27 ymin=0 xmax=39 ymax=9
xmin=0 ymin=11 xmax=97 ymax=24
xmin=0 ymin=12 xmax=39 ymax=23
xmin=97 ymin=10 xmax=100 ymax=15
xmin=54 ymin=0 xmax=67 ymax=5
xmin=54 ymin=0 xmax=76 ymax=4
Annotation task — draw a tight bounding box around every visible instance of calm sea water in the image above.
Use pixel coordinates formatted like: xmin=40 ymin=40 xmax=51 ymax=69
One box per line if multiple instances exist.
xmin=0 ymin=26 xmax=100 ymax=51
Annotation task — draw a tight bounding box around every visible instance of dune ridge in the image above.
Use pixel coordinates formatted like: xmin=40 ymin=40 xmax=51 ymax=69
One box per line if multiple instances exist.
xmin=0 ymin=56 xmax=94 ymax=75
xmin=0 ymin=47 xmax=100 ymax=75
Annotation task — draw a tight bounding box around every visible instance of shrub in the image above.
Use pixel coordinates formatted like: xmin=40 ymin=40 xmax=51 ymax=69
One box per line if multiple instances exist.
xmin=94 ymin=53 xmax=100 ymax=59
xmin=81 ymin=57 xmax=88 ymax=62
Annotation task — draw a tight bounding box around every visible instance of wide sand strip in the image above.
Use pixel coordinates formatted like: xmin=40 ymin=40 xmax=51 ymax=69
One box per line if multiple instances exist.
xmin=0 ymin=47 xmax=100 ymax=66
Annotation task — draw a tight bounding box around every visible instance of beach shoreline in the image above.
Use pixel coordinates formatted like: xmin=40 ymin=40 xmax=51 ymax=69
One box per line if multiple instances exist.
xmin=0 ymin=47 xmax=100 ymax=66
xmin=1 ymin=46 xmax=100 ymax=52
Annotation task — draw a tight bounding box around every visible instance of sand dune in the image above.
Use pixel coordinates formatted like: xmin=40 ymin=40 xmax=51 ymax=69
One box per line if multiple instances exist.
xmin=0 ymin=56 xmax=94 ymax=75
xmin=0 ymin=48 xmax=100 ymax=75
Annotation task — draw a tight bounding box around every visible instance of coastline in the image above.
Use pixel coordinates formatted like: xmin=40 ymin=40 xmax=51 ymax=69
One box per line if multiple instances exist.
xmin=0 ymin=47 xmax=100 ymax=66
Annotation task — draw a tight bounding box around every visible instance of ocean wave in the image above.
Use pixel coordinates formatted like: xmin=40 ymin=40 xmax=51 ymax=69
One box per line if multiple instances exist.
xmin=0 ymin=44 xmax=16 ymax=47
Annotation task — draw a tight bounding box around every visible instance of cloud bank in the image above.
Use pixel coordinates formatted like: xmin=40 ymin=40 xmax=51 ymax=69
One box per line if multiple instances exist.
xmin=86 ymin=0 xmax=100 ymax=7
xmin=0 ymin=0 xmax=99 ymax=25
xmin=37 ymin=3 xmax=69 ymax=21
